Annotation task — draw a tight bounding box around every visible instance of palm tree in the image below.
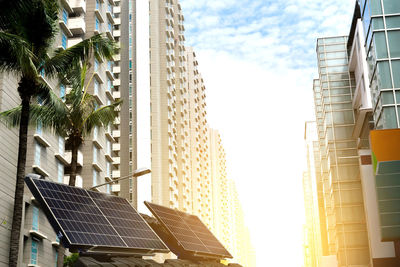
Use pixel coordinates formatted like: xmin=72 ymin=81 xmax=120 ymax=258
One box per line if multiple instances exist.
xmin=1 ymin=62 xmax=121 ymax=186
xmin=0 ymin=1 xmax=117 ymax=265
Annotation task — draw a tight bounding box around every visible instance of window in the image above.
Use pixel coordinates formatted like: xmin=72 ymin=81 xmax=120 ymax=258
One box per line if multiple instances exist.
xmin=107 ymin=78 xmax=112 ymax=92
xmin=93 ymin=126 xmax=98 ymax=140
xmin=60 ymin=84 xmax=66 ymax=100
xmin=61 ymin=32 xmax=67 ymax=49
xmin=34 ymin=142 xmax=41 ymax=166
xmin=94 ymin=59 xmax=99 ymax=72
xmin=96 ymin=0 xmax=100 ymax=10
xmin=106 ymin=184 xmax=110 ymax=194
xmin=57 ymin=162 xmax=64 ymax=183
xmin=94 ymin=80 xmax=99 ymax=95
xmin=93 ymin=146 xmax=98 ymax=164
xmin=108 ymin=22 xmax=112 ymax=32
xmin=107 ymin=140 xmax=111 ymax=155
xmin=55 ymin=251 xmax=58 ymax=267
xmin=388 ymin=30 xmax=400 ymax=58
xmin=95 ymin=17 xmax=100 ymax=31
xmin=62 ymin=9 xmax=68 ymax=24
xmin=36 ymin=121 xmax=42 ymax=135
xmin=93 ymin=169 xmax=98 ymax=186
xmin=58 ymin=136 xmax=64 ymax=155
xmin=32 ymin=206 xmax=39 ymax=231
xmin=30 ymin=240 xmax=38 ymax=265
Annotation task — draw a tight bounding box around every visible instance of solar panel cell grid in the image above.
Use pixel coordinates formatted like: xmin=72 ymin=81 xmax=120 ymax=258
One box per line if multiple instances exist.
xmin=144 ymin=202 xmax=232 ymax=258
xmin=25 ymin=177 xmax=169 ymax=253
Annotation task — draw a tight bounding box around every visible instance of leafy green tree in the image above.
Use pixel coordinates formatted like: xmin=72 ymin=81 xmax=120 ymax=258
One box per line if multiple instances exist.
xmin=0 ymin=1 xmax=117 ymax=265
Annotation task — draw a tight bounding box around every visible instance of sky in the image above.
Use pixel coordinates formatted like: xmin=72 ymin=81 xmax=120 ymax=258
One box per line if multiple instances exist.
xmin=178 ymin=0 xmax=354 ymax=266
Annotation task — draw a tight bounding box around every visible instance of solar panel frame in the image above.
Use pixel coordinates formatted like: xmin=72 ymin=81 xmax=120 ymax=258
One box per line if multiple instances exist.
xmin=144 ymin=201 xmax=232 ymax=259
xmin=25 ymin=176 xmax=169 ymax=253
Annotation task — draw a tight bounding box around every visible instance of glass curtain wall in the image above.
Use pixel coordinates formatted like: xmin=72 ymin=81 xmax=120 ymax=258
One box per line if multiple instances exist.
xmin=360 ymin=0 xmax=400 ymax=128
xmin=314 ymin=36 xmax=371 ymax=266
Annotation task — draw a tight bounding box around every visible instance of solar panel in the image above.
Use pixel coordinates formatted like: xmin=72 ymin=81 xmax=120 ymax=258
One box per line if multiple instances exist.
xmin=144 ymin=201 xmax=232 ymax=259
xmin=25 ymin=176 xmax=169 ymax=253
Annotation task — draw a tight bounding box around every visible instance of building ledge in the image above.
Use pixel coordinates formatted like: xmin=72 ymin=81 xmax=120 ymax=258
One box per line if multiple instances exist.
xmin=93 ymin=139 xmax=103 ymax=149
xmin=52 ymin=241 xmax=60 ymax=247
xmin=105 ymin=153 xmax=113 ymax=162
xmin=93 ymin=72 xmax=105 ymax=84
xmin=55 ymin=153 xmax=69 ymax=166
xmin=105 ymin=131 xmax=115 ymax=142
xmin=29 ymin=229 xmax=47 ymax=240
xmin=92 ymin=162 xmax=103 ymax=172
xmin=105 ymin=69 xmax=114 ymax=80
xmin=32 ymin=165 xmax=50 ymax=177
xmin=93 ymin=93 xmax=104 ymax=106
xmin=94 ymin=9 xmax=105 ymax=23
xmin=34 ymin=134 xmax=51 ymax=148
xmin=58 ymin=20 xmax=73 ymax=37
xmin=28 ymin=264 xmax=41 ymax=267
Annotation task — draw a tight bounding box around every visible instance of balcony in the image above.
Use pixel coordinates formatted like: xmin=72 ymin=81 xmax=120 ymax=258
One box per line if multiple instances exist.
xmin=113 ymin=30 xmax=121 ymax=38
xmin=112 ymin=91 xmax=120 ymax=99
xmin=111 ymin=184 xmax=120 ymax=192
xmin=67 ymin=37 xmax=83 ymax=48
xmin=64 ymin=175 xmax=82 ymax=187
xmin=113 ymin=79 xmax=120 ymax=87
xmin=68 ymin=16 xmax=86 ymax=35
xmin=112 ymin=130 xmax=120 ymax=138
xmin=70 ymin=0 xmax=86 ymax=14
xmin=112 ymin=54 xmax=120 ymax=61
xmin=113 ymin=117 xmax=120 ymax=125
xmin=114 ymin=18 xmax=121 ymax=25
xmin=92 ymin=162 xmax=103 ymax=172
xmin=112 ymin=66 xmax=120 ymax=74
xmin=112 ymin=143 xmax=120 ymax=151
xmin=112 ymin=157 xmax=120 ymax=165
xmin=113 ymin=6 xmax=121 ymax=14
xmin=112 ymin=170 xmax=120 ymax=178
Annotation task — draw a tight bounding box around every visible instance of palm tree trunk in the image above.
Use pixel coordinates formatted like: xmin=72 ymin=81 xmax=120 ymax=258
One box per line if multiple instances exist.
xmin=69 ymin=145 xmax=78 ymax=186
xmin=9 ymin=95 xmax=30 ymax=267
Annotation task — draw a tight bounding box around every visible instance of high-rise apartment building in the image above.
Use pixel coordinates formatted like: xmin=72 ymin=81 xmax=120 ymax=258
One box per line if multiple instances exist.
xmin=0 ymin=0 xmax=124 ymax=265
xmin=312 ymin=36 xmax=371 ymax=266
xmin=149 ymin=0 xmax=213 ymax=227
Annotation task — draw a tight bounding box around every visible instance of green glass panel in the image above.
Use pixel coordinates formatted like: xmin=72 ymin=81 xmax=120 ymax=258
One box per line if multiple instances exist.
xmin=388 ymin=31 xmax=400 ymax=57
xmin=380 ymin=213 xmax=400 ymax=226
xmin=382 ymin=106 xmax=398 ymax=128
xmin=396 ymin=91 xmax=400 ymax=102
xmin=372 ymin=17 xmax=385 ymax=29
xmin=379 ymin=199 xmax=400 ymax=213
xmin=392 ymin=60 xmax=400 ymax=88
xmin=383 ymin=0 xmax=400 ymax=14
xmin=382 ymin=91 xmax=395 ymax=104
xmin=381 ymin=227 xmax=400 ymax=241
xmin=375 ymin=32 xmax=388 ymax=59
xmin=377 ymin=61 xmax=393 ymax=88
xmin=371 ymin=0 xmax=383 ymax=15
xmin=386 ymin=16 xmax=400 ymax=28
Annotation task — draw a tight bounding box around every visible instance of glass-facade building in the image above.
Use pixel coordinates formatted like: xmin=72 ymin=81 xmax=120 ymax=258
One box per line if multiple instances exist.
xmin=314 ymin=36 xmax=371 ymax=266
xmin=359 ymin=0 xmax=400 ymax=128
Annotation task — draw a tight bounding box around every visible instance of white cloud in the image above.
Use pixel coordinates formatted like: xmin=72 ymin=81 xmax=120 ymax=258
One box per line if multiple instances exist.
xmin=179 ymin=0 xmax=354 ymax=265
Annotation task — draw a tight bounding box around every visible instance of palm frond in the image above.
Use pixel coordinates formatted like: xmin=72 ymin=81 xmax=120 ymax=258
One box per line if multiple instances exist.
xmin=83 ymin=100 xmax=122 ymax=136
xmin=44 ymin=34 xmax=118 ymax=79
xmin=0 ymin=32 xmax=37 ymax=77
